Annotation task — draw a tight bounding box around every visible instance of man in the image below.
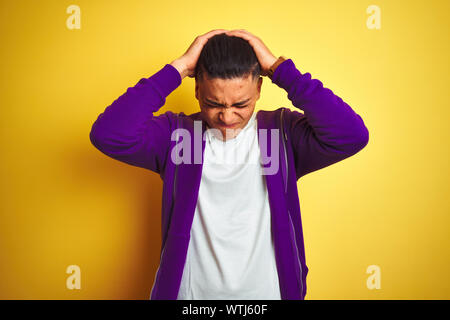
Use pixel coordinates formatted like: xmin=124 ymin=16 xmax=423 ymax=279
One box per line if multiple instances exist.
xmin=89 ymin=29 xmax=369 ymax=300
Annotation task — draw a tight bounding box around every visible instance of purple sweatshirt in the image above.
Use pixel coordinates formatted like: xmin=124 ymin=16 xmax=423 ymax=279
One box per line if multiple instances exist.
xmin=89 ymin=59 xmax=369 ymax=299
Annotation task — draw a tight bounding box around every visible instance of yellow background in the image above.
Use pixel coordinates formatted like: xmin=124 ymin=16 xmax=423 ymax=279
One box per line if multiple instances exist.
xmin=0 ymin=0 xmax=449 ymax=299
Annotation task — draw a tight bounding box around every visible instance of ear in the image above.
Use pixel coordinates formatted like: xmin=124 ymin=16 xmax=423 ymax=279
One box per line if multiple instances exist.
xmin=195 ymin=81 xmax=199 ymax=100
xmin=255 ymin=76 xmax=263 ymax=100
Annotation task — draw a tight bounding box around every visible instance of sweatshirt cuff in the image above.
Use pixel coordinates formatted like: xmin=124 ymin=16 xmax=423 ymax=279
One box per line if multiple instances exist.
xmin=271 ymin=59 xmax=300 ymax=89
xmin=149 ymin=63 xmax=182 ymax=97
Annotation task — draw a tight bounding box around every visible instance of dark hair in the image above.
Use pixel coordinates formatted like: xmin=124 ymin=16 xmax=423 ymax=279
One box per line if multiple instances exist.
xmin=195 ymin=33 xmax=261 ymax=82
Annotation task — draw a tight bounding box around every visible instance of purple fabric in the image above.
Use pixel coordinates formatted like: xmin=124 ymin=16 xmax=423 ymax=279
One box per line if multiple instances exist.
xmin=90 ymin=59 xmax=369 ymax=299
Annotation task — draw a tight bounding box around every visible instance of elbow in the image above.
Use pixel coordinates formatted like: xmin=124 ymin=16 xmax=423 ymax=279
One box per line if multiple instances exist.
xmin=89 ymin=111 xmax=107 ymax=151
xmin=338 ymin=124 xmax=369 ymax=156
xmin=89 ymin=123 xmax=105 ymax=151
xmin=89 ymin=113 xmax=114 ymax=153
xmin=359 ymin=123 xmax=370 ymax=148
xmin=89 ymin=127 xmax=97 ymax=148
xmin=352 ymin=124 xmax=369 ymax=154
xmin=351 ymin=113 xmax=370 ymax=152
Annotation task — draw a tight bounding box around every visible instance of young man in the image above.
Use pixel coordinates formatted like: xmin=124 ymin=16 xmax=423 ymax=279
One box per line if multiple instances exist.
xmin=89 ymin=29 xmax=369 ymax=300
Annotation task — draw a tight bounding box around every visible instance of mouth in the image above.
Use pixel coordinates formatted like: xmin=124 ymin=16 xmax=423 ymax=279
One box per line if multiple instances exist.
xmin=219 ymin=122 xmax=239 ymax=128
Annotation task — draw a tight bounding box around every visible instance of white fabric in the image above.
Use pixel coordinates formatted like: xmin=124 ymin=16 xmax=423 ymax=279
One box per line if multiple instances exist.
xmin=177 ymin=112 xmax=281 ymax=300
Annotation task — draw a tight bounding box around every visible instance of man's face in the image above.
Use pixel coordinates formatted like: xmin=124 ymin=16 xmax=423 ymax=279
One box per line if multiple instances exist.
xmin=195 ymin=74 xmax=263 ymax=141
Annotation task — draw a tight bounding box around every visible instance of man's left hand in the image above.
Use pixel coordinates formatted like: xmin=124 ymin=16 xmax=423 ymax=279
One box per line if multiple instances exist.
xmin=225 ymin=29 xmax=278 ymax=77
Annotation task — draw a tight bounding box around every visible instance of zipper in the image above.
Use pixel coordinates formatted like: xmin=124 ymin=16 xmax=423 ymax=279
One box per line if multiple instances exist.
xmin=288 ymin=209 xmax=304 ymax=300
xmin=150 ymin=113 xmax=179 ymax=299
xmin=281 ymin=108 xmax=305 ymax=299
xmin=280 ymin=108 xmax=288 ymax=194
xmin=163 ymin=112 xmax=179 ymax=251
xmin=149 ymin=243 xmax=166 ymax=299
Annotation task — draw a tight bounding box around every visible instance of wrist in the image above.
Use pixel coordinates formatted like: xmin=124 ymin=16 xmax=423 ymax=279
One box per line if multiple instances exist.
xmin=170 ymin=59 xmax=188 ymax=79
xmin=267 ymin=56 xmax=288 ymax=80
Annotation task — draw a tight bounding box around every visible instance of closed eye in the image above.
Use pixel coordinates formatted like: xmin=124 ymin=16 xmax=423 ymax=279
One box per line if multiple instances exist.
xmin=205 ymin=104 xmax=248 ymax=109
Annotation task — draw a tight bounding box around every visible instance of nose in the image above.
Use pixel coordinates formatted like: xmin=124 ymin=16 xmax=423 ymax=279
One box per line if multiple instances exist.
xmin=219 ymin=108 xmax=237 ymax=125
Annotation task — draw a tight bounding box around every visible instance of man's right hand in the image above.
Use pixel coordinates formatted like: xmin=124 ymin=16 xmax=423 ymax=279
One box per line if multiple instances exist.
xmin=170 ymin=29 xmax=228 ymax=79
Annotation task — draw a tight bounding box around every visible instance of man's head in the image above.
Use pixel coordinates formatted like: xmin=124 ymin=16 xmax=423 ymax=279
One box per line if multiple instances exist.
xmin=195 ymin=33 xmax=263 ymax=141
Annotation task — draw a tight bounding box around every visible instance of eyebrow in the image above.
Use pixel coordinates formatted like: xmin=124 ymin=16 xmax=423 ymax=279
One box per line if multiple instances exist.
xmin=204 ymin=98 xmax=251 ymax=107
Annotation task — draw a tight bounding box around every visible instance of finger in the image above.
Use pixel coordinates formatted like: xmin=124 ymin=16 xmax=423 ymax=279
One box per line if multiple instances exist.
xmin=226 ymin=31 xmax=250 ymax=40
xmin=227 ymin=29 xmax=252 ymax=36
xmin=202 ymin=29 xmax=228 ymax=38
xmin=196 ymin=29 xmax=228 ymax=45
xmin=226 ymin=30 xmax=253 ymax=40
xmin=226 ymin=29 xmax=245 ymax=35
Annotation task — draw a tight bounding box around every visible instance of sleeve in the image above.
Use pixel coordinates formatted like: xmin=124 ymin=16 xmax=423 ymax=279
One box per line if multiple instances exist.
xmin=271 ymin=59 xmax=369 ymax=179
xmin=89 ymin=63 xmax=182 ymax=175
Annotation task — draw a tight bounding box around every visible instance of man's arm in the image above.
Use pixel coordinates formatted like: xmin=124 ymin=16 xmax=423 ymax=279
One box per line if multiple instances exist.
xmin=89 ymin=63 xmax=181 ymax=175
xmin=89 ymin=29 xmax=229 ymax=175
xmin=272 ymin=59 xmax=369 ymax=179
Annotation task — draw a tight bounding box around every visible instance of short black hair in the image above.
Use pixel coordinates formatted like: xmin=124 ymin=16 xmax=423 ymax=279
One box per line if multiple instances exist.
xmin=195 ymin=33 xmax=261 ymax=82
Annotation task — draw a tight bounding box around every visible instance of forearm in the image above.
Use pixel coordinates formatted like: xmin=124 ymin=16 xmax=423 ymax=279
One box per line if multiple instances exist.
xmin=272 ymin=59 xmax=369 ymax=152
xmin=170 ymin=59 xmax=189 ymax=79
xmin=90 ymin=64 xmax=181 ymax=149
xmin=89 ymin=64 xmax=182 ymax=172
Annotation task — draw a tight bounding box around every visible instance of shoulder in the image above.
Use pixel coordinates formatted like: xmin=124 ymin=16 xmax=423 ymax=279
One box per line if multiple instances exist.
xmin=255 ymin=108 xmax=282 ymax=124
xmin=153 ymin=110 xmax=199 ymax=123
xmin=256 ymin=107 xmax=305 ymax=128
xmin=153 ymin=110 xmax=204 ymax=131
xmin=280 ymin=107 xmax=306 ymax=130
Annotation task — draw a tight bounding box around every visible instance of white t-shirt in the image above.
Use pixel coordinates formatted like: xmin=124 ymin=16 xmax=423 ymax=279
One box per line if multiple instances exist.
xmin=177 ymin=111 xmax=281 ymax=300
